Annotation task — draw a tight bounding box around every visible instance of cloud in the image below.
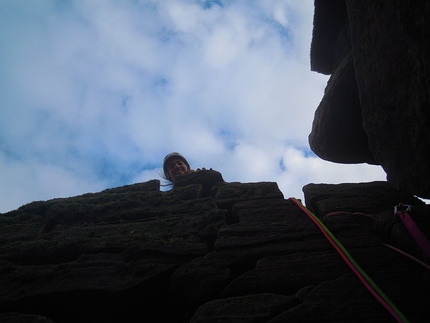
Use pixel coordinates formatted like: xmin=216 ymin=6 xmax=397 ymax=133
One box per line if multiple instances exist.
xmin=276 ymin=147 xmax=387 ymax=200
xmin=0 ymin=152 xmax=108 ymax=211
xmin=0 ymin=1 xmax=388 ymax=213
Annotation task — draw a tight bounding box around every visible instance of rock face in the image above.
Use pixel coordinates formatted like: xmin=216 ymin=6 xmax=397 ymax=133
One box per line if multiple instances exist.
xmin=309 ymin=0 xmax=430 ymax=198
xmin=1 ymin=172 xmax=429 ymax=322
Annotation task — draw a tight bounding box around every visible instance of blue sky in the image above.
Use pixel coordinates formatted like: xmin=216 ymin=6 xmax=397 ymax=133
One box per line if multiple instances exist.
xmin=0 ymin=0 xmax=386 ymax=213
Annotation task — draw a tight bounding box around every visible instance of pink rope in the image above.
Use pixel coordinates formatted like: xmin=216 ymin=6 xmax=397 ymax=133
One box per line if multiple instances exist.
xmin=397 ymin=210 xmax=430 ymax=259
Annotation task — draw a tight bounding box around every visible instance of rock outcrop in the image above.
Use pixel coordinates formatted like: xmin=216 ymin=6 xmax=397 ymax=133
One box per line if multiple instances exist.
xmin=309 ymin=0 xmax=430 ymax=198
xmin=1 ymin=171 xmax=429 ymax=322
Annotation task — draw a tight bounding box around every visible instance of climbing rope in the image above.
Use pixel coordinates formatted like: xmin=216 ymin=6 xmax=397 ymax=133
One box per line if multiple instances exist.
xmin=289 ymin=198 xmax=410 ymax=323
xmin=382 ymin=243 xmax=430 ymax=271
xmin=395 ymin=203 xmax=430 ymax=260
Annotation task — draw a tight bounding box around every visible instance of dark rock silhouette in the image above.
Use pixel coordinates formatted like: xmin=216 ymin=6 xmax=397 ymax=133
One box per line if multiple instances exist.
xmin=309 ymin=0 xmax=430 ymax=198
xmin=1 ymin=172 xmax=429 ymax=322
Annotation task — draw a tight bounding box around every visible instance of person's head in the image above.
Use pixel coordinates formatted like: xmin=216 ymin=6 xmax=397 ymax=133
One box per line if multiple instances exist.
xmin=163 ymin=152 xmax=190 ymax=182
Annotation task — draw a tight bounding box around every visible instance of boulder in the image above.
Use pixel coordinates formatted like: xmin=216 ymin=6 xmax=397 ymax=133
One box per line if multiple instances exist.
xmin=309 ymin=0 xmax=430 ymax=198
xmin=309 ymin=52 xmax=376 ymax=164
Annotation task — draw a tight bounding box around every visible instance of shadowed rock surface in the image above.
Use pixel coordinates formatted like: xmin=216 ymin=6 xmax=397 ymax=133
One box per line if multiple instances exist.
xmin=1 ymin=172 xmax=429 ymax=322
xmin=310 ymin=0 xmax=430 ymax=198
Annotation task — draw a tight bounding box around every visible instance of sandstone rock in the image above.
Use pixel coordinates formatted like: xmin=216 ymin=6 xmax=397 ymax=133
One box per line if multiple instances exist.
xmin=190 ymin=293 xmax=296 ymax=323
xmin=214 ymin=182 xmax=284 ymax=218
xmin=309 ymin=52 xmax=377 ymax=164
xmin=174 ymin=169 xmax=225 ymax=198
xmin=231 ymin=199 xmax=303 ymax=225
xmin=268 ymin=274 xmax=395 ymax=323
xmin=347 ymin=0 xmax=430 ymax=198
xmin=0 ymin=312 xmax=55 ymax=323
xmin=1 ymin=178 xmax=429 ymax=322
xmin=311 ymin=0 xmax=348 ymax=74
xmin=221 ymin=251 xmax=350 ymax=298
xmin=303 ymin=181 xmax=424 ymax=217
xmin=310 ymin=0 xmax=430 ymax=198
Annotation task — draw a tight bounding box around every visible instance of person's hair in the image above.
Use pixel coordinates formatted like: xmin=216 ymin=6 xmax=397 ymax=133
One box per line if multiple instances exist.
xmin=158 ymin=169 xmax=173 ymax=187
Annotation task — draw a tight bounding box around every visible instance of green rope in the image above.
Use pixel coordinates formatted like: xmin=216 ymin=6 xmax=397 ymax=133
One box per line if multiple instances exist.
xmin=289 ymin=198 xmax=410 ymax=323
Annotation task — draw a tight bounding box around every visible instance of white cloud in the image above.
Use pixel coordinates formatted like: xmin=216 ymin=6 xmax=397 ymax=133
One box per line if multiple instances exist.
xmin=0 ymin=1 xmax=389 ymax=213
xmin=0 ymin=152 xmax=107 ymax=212
xmin=276 ymin=147 xmax=387 ymax=200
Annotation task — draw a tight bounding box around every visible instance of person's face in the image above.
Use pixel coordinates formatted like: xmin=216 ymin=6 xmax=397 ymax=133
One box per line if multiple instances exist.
xmin=168 ymin=158 xmax=188 ymax=180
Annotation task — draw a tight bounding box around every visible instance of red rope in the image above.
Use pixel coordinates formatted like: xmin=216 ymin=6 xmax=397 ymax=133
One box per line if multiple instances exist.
xmin=289 ymin=198 xmax=410 ymax=323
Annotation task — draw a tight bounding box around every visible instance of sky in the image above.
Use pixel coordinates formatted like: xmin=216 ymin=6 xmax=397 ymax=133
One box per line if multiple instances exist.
xmin=0 ymin=0 xmax=387 ymax=213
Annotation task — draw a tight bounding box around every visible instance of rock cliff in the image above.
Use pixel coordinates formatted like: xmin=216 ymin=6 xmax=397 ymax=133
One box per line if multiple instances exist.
xmin=309 ymin=0 xmax=430 ymax=198
xmin=0 ymin=171 xmax=429 ymax=322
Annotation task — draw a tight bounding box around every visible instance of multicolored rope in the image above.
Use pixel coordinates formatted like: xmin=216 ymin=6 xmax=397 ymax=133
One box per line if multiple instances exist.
xmin=289 ymin=197 xmax=410 ymax=323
